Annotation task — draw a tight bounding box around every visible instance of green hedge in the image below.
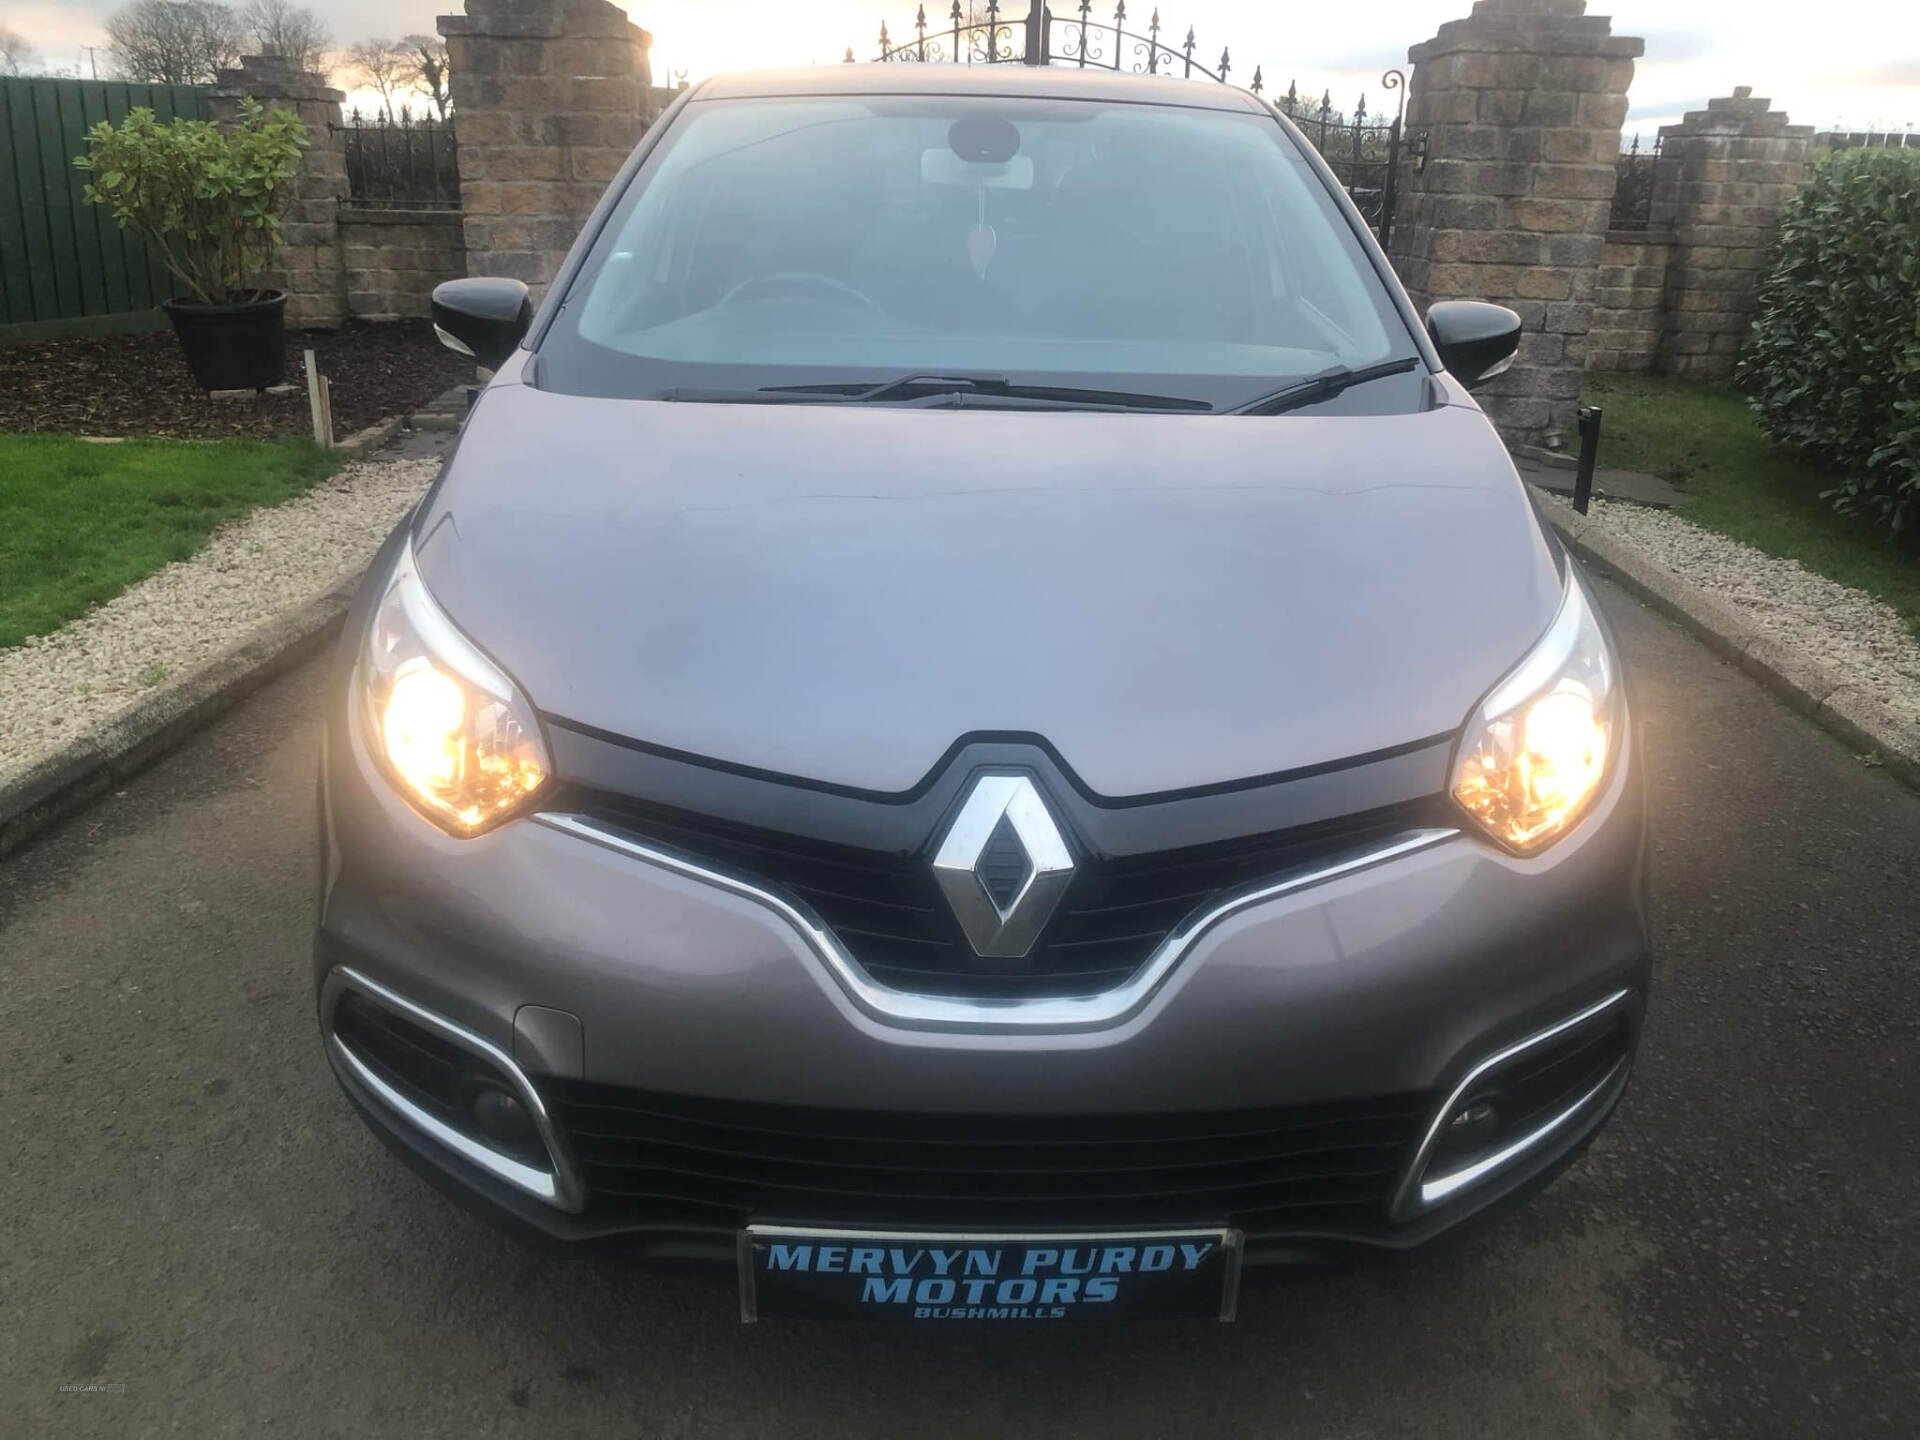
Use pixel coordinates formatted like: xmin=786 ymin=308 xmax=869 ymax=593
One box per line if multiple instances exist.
xmin=1739 ymin=146 xmax=1920 ymax=536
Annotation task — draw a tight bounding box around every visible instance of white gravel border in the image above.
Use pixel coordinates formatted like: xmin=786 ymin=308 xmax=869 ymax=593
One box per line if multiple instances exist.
xmin=0 ymin=457 xmax=438 ymax=788
xmin=1585 ymin=498 xmax=1920 ymax=734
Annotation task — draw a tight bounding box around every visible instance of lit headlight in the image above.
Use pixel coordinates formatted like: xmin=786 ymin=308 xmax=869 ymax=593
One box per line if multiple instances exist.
xmin=357 ymin=540 xmax=550 ymax=835
xmin=1452 ymin=569 xmax=1620 ymax=853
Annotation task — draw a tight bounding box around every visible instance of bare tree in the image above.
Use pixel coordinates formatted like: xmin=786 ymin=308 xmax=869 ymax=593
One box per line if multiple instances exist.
xmin=0 ymin=24 xmax=38 ymax=75
xmin=347 ymin=38 xmax=410 ymax=118
xmin=402 ymin=34 xmax=451 ymax=120
xmin=105 ymin=0 xmax=245 ymax=84
xmin=240 ymin=0 xmax=329 ymax=73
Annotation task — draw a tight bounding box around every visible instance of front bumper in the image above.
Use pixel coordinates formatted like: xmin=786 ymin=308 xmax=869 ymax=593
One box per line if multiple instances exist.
xmin=316 ymin=646 xmax=1649 ymax=1263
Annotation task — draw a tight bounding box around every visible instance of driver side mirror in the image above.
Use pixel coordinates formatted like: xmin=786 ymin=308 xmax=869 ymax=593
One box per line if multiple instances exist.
xmin=430 ymin=277 xmax=533 ymax=371
xmin=1426 ymin=301 xmax=1522 ymax=389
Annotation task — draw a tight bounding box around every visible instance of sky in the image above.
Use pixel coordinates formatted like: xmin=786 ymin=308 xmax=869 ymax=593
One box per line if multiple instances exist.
xmin=8 ymin=0 xmax=1918 ymax=142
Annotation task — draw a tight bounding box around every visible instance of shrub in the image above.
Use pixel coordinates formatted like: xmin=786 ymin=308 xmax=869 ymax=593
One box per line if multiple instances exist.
xmin=1739 ymin=145 xmax=1920 ymax=535
xmin=75 ymin=97 xmax=308 ymax=306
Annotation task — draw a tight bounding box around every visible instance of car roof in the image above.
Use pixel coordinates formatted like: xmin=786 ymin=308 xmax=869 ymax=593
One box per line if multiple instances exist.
xmin=693 ymin=62 xmax=1271 ymax=113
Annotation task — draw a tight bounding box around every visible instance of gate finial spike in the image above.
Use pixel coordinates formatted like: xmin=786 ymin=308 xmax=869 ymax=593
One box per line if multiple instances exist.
xmin=844 ymin=45 xmax=855 ymax=62
xmin=1115 ymin=0 xmax=1126 ymax=23
xmin=879 ymin=19 xmax=890 ymax=48
xmin=1184 ymin=25 xmax=1195 ymax=48
xmin=1251 ymin=64 xmax=1263 ymax=94
xmin=951 ymin=0 xmax=963 ymax=19
xmin=1148 ymin=6 xmax=1159 ymax=37
xmin=1218 ymin=46 xmax=1229 ymax=79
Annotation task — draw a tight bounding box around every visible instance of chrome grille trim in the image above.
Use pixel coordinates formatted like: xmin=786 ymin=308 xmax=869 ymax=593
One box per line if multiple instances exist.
xmin=533 ymin=812 xmax=1460 ymax=1033
xmin=321 ymin=965 xmax=587 ymax=1212
xmin=1390 ymin=987 xmax=1633 ymax=1221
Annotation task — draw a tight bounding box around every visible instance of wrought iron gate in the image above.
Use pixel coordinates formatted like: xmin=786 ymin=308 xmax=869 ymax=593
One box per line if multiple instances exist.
xmin=851 ymin=1 xmax=1411 ymax=244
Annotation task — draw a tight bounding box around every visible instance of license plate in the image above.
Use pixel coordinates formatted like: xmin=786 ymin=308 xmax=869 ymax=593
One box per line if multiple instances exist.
xmin=739 ymin=1226 xmax=1243 ymax=1323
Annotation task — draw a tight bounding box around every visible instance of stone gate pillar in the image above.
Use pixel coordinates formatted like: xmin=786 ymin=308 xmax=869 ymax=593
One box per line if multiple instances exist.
xmin=208 ymin=54 xmax=347 ymax=326
xmin=1652 ymin=89 xmax=1813 ymax=379
xmin=438 ymin=0 xmax=653 ymax=297
xmin=1388 ymin=0 xmax=1641 ymax=447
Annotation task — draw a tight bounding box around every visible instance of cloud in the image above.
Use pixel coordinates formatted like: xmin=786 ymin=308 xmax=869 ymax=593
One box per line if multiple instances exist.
xmin=1306 ymin=44 xmax=1409 ymax=73
xmin=1632 ymin=28 xmax=1717 ymax=64
xmin=1823 ymin=59 xmax=1920 ymax=88
xmin=1627 ymin=95 xmax=1713 ymax=121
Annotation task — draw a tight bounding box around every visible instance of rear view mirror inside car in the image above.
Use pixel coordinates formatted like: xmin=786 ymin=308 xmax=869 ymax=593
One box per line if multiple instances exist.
xmin=921 ymin=149 xmax=1035 ymax=189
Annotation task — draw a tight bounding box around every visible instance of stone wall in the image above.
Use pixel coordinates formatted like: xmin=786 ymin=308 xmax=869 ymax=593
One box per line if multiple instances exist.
xmin=1651 ymin=89 xmax=1812 ymax=379
xmin=1585 ymin=228 xmax=1673 ymax=371
xmin=339 ymin=209 xmax=467 ymax=321
xmin=208 ymin=54 xmax=347 ymax=327
xmin=438 ymin=0 xmax=653 ymax=297
xmin=1389 ymin=0 xmax=1641 ymax=446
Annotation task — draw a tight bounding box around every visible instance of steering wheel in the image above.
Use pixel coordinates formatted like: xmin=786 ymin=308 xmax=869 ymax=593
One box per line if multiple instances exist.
xmin=718 ymin=270 xmax=881 ymax=313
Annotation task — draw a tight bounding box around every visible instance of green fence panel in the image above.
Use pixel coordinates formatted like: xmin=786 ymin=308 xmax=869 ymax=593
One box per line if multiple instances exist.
xmin=0 ymin=76 xmax=210 ymax=341
xmin=3 ymin=81 xmax=57 ymax=324
xmin=0 ymin=85 xmax=30 ymax=323
xmin=74 ymin=80 xmax=130 ymax=314
xmin=34 ymin=82 xmax=86 ymax=318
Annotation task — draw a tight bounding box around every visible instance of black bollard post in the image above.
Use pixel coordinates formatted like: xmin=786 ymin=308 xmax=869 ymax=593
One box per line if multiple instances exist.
xmin=1573 ymin=405 xmax=1602 ymax=515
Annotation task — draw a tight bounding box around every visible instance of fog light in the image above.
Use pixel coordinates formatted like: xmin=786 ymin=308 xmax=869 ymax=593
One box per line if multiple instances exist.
xmin=1432 ymin=1098 xmax=1500 ymax=1167
xmin=470 ymin=1085 xmax=539 ymax=1152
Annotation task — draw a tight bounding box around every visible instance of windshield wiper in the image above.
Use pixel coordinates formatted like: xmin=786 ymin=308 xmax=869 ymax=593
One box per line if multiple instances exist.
xmin=1228 ymin=357 xmax=1422 ymax=417
xmin=661 ymin=374 xmax=1211 ymax=412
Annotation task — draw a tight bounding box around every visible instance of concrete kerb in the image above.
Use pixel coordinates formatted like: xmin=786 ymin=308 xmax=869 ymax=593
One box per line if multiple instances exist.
xmin=0 ymin=577 xmax=360 ymax=860
xmin=1532 ymin=486 xmax=1920 ymax=789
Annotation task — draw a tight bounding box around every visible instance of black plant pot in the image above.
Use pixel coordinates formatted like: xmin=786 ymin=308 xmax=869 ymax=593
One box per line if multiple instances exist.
xmin=163 ymin=291 xmax=287 ymax=393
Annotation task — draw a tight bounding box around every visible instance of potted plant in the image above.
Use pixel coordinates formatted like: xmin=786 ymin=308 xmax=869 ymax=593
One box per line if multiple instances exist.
xmin=77 ymin=99 xmax=308 ymax=393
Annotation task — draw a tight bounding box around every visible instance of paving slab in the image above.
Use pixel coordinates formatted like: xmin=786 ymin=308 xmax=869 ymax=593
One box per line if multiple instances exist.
xmin=1515 ymin=457 xmax=1689 ymax=508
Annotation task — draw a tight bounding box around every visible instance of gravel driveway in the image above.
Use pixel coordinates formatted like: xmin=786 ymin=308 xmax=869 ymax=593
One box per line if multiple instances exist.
xmin=0 ymin=457 xmax=438 ymax=787
xmin=1586 ymin=498 xmax=1920 ymax=733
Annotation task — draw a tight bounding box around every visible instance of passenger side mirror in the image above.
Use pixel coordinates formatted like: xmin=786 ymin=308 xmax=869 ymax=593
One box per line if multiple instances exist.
xmin=430 ymin=277 xmax=534 ymax=371
xmin=1426 ymin=301 xmax=1522 ymax=389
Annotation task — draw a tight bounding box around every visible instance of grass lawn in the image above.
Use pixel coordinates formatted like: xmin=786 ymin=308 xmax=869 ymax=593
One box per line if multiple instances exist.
xmin=0 ymin=434 xmax=340 ymax=648
xmin=1580 ymin=372 xmax=1920 ymax=639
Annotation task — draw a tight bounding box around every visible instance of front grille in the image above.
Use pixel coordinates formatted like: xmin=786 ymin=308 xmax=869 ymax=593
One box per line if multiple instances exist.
xmin=543 ymin=1080 xmax=1429 ymax=1232
xmin=572 ymin=788 xmax=1446 ymax=1000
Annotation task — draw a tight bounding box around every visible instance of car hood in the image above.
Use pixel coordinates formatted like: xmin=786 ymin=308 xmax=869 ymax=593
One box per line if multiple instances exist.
xmin=414 ymin=378 xmax=1561 ymax=798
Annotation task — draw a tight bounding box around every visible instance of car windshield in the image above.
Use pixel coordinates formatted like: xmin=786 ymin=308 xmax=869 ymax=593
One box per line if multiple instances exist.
xmin=537 ymin=93 xmax=1420 ymax=410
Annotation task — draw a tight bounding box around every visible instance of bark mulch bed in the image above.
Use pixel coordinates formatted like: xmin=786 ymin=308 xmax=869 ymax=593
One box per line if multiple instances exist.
xmin=0 ymin=320 xmax=476 ymax=440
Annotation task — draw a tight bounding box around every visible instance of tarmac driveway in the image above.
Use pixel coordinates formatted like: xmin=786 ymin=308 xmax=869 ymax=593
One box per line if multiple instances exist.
xmin=2 ymin=575 xmax=1915 ymax=1439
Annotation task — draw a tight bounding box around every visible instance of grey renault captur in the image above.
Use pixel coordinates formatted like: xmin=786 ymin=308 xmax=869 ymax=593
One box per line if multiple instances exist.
xmin=316 ymin=63 xmax=1646 ymax=1323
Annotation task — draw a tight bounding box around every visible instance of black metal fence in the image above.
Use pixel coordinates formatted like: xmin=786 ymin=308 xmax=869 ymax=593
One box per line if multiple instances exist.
xmin=855 ymin=2 xmax=1413 ymax=244
xmin=1274 ymin=78 xmax=1405 ymax=238
xmin=335 ymin=111 xmax=460 ymax=210
xmin=1609 ymin=133 xmax=1662 ymax=231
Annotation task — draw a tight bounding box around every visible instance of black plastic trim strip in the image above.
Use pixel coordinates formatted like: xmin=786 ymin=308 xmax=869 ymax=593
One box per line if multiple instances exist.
xmin=543 ymin=723 xmax=1454 ymax=860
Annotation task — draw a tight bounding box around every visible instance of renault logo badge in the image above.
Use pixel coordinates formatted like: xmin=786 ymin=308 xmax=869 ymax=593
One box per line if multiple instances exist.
xmin=932 ymin=774 xmax=1075 ymax=958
